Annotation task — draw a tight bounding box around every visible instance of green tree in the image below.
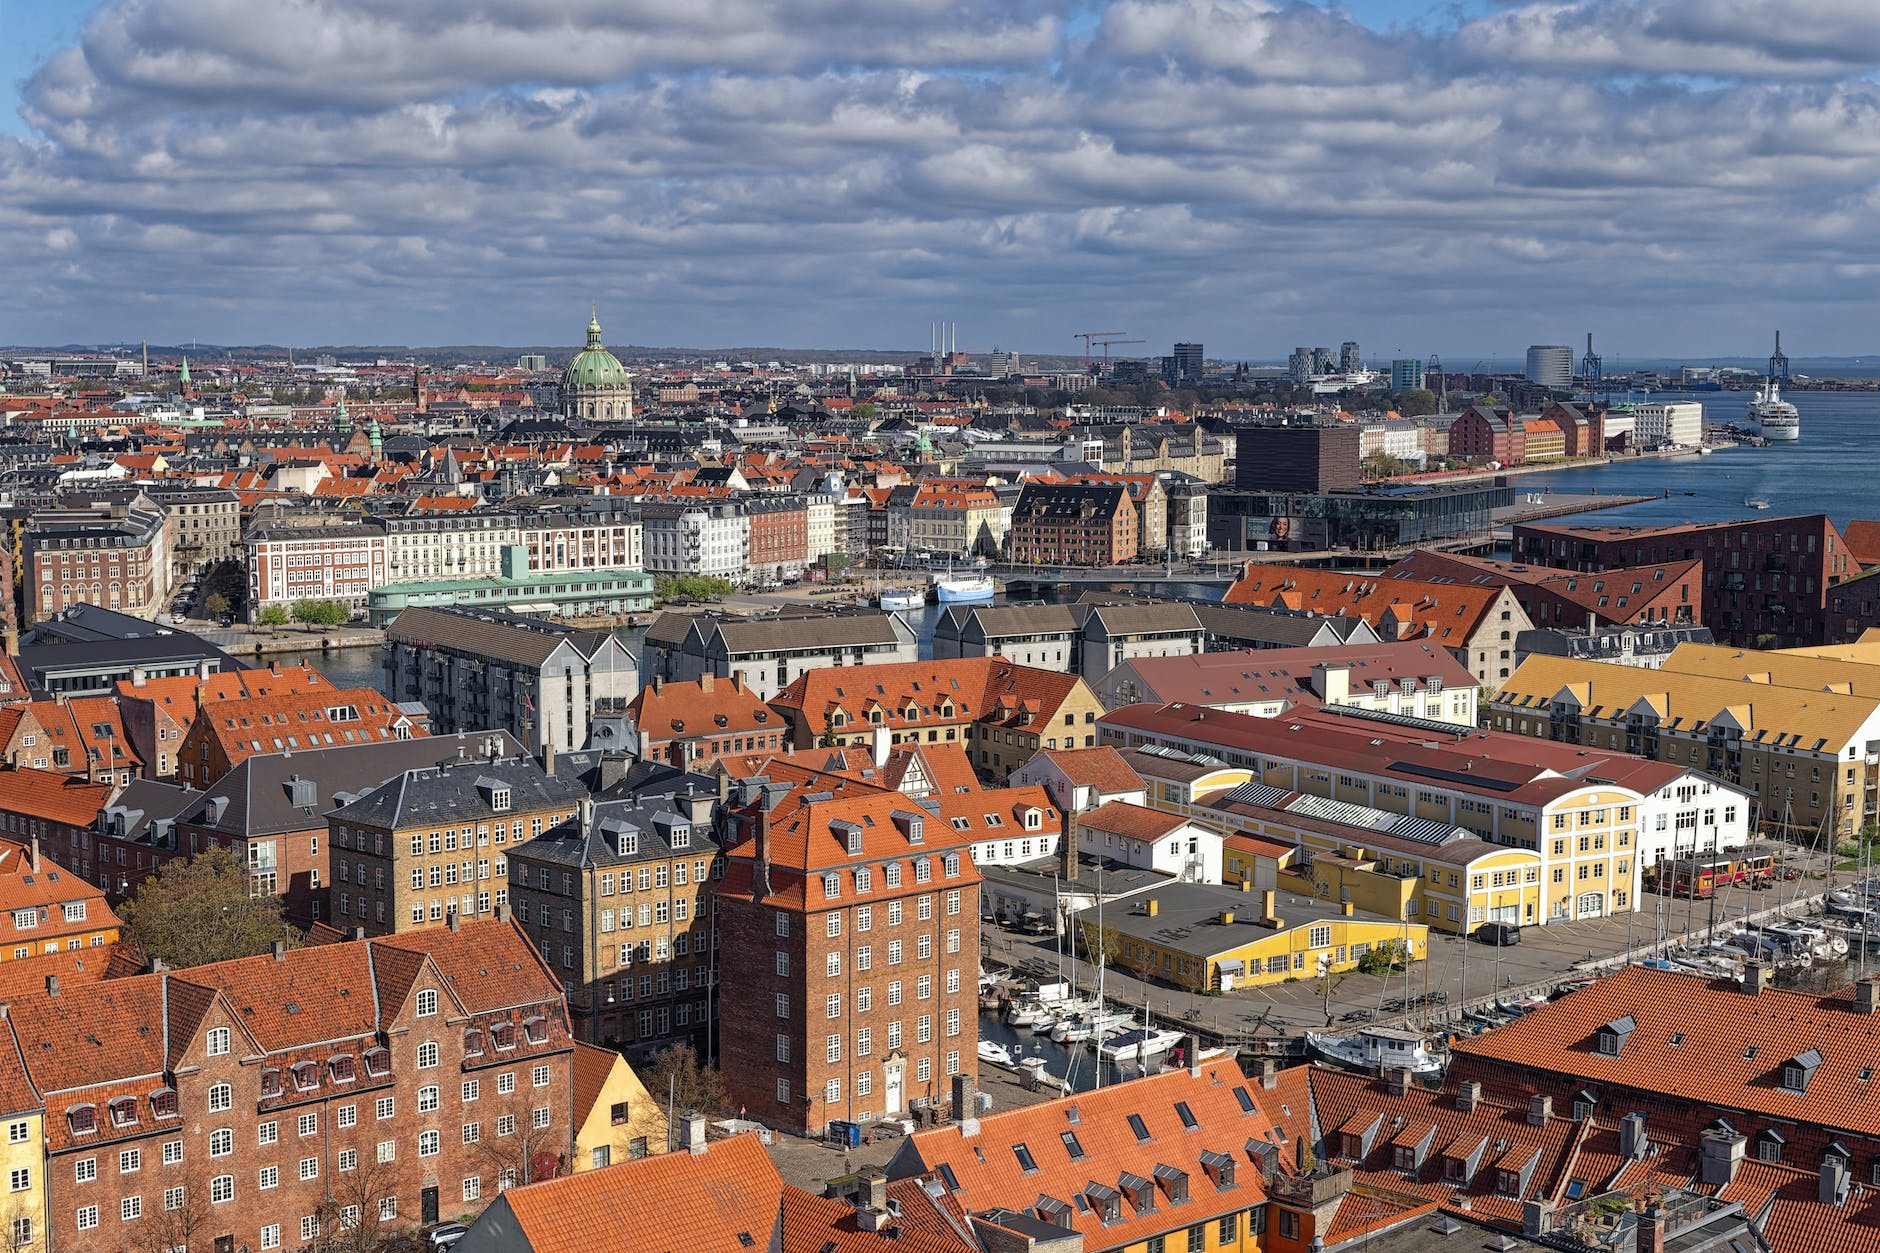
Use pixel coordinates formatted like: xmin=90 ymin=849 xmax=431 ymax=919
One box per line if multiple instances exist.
xmin=292 ymin=599 xmax=350 ymax=628
xmin=258 ymin=603 xmax=290 ymax=627
xmin=119 ymin=847 xmax=300 ymax=969
xmin=851 ymin=402 xmax=878 ymax=422
xmin=1392 ymin=388 xmax=1438 ymax=417
xmin=204 ymin=592 xmax=231 ymax=616
xmin=1357 ymin=939 xmax=1410 ymax=976
xmin=653 ymin=574 xmax=734 ymax=603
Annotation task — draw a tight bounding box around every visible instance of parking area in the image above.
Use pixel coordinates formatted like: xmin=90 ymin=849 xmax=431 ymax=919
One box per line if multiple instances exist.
xmin=980 ymin=858 xmax=1834 ymax=1041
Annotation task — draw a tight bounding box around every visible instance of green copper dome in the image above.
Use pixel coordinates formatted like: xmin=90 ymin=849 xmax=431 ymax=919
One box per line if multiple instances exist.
xmin=561 ymin=310 xmax=629 ymax=391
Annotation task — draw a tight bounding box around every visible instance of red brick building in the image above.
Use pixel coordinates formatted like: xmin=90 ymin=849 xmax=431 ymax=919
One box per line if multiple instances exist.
xmin=745 ymin=495 xmax=808 ymax=582
xmin=180 ymin=675 xmax=424 ymax=787
xmin=1513 ymin=513 xmax=1858 ymax=648
xmin=9 ymin=914 xmax=575 ymax=1252
xmin=626 ymin=672 xmax=786 ymax=770
xmin=715 ymin=786 xmax=995 ymax=1135
xmin=1008 ymin=482 xmax=1139 ymax=567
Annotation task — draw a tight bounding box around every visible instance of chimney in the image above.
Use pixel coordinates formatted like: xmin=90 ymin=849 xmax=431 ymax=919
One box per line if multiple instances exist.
xmin=494 ymin=901 xmax=512 ymax=923
xmin=1188 ymin=1034 xmax=1204 ymax=1078
xmin=1619 ymin=1112 xmax=1647 ymax=1160
xmin=1341 ymin=901 xmax=1354 ymax=916
xmin=1742 ymin=962 xmax=1770 ymax=995
xmin=1457 ymin=1080 xmax=1483 ymax=1113
xmin=683 ymin=1111 xmax=709 ymax=1155
xmin=1261 ymin=889 xmax=1278 ymax=926
xmin=952 ymin=1073 xmax=980 ymax=1136
xmin=542 ymin=741 xmax=556 ymax=775
xmin=45 ymin=976 xmax=59 ymax=998
xmin=132 ymin=667 xmax=147 ymax=688
xmin=1388 ymin=1067 xmax=1412 ymax=1097
xmin=1259 ymin=1057 xmax=1279 ymax=1090
xmin=29 ymin=837 xmax=40 ymax=874
xmin=872 ymin=724 xmax=892 ymax=770
xmin=864 ymin=1167 xmax=888 ymax=1212
xmin=349 ymin=926 xmax=366 ymax=941
xmin=1699 ymin=1128 xmax=1746 ymax=1186
xmin=1145 ymin=898 xmax=1159 ymax=918
xmin=1637 ymin=1205 xmax=1666 ymax=1253
xmin=1528 ymin=1094 xmax=1553 ymax=1127
xmin=1063 ymin=812 xmax=1080 ymax=884
xmin=271 ymin=939 xmax=287 ymax=961
xmin=198 ymin=659 xmax=213 ymax=681
xmin=1856 ymin=979 xmax=1879 ymax=1015
xmin=448 ymin=907 xmax=461 ymax=933
xmin=1522 ymin=1201 xmax=1555 ymax=1238
xmin=653 ymin=676 xmax=664 ymax=695
xmin=270 ymin=659 xmax=281 ymax=675
xmin=1822 ymin=1155 xmax=1850 ymax=1205
xmin=579 ymin=797 xmax=596 ymax=835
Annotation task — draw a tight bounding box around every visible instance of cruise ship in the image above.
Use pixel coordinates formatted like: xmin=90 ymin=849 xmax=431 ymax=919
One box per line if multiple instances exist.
xmin=1747 ymin=378 xmax=1799 ymax=441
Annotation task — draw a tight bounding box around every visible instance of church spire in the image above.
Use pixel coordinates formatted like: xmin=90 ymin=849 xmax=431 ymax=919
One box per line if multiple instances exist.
xmin=587 ymin=303 xmax=604 ymax=349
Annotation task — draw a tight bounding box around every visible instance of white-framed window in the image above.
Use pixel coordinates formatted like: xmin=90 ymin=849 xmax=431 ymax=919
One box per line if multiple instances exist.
xmin=417 ymin=1041 xmax=439 ymax=1068
xmin=122 ymin=1198 xmax=143 ymax=1222
xmin=76 ymin=1207 xmax=99 ymax=1232
xmin=206 ymin=1026 xmax=230 ymax=1056
xmin=419 ymin=1130 xmax=440 ymax=1157
xmin=532 ymin=1107 xmax=551 ymax=1129
xmin=417 ymin=988 xmax=438 ymax=1017
xmin=259 ymin=1165 xmax=279 ymax=1190
xmin=258 ymin=1120 xmax=278 ymax=1146
xmin=377 ymin=1096 xmax=395 ymax=1120
xmin=463 ymin=1176 xmax=482 ymax=1202
xmin=162 ymin=1140 xmax=182 ymax=1165
xmin=118 ymin=1149 xmax=140 ymax=1175
xmin=211 ymin=1175 xmax=234 ymax=1204
xmin=338 ymin=1149 xmax=357 ymax=1173
xmin=532 ymin=1064 xmax=550 ymax=1088
xmin=299 ymin=1157 xmax=319 ymax=1181
xmin=418 ymin=1086 xmax=440 ymax=1114
xmin=337 ymin=1104 xmax=356 ymax=1129
xmin=209 ymin=1129 xmax=232 ymax=1157
xmin=207 ymin=1083 xmax=232 ymax=1112
xmin=75 ymin=1158 xmax=96 ymax=1184
xmin=298 ymin=1111 xmax=318 ymax=1137
xmin=261 ymin=1223 xmax=281 ymax=1250
xmin=302 ymin=1215 xmax=321 ymax=1242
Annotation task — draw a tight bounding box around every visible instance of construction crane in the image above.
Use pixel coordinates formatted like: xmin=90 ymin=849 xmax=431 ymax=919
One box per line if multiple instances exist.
xmin=1093 ymin=337 xmax=1145 ymax=358
xmin=1074 ymin=331 xmax=1126 ymax=363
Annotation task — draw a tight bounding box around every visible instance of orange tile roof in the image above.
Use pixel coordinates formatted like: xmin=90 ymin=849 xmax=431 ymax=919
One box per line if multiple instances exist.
xmin=1030 ymin=745 xmax=1145 ymax=794
xmin=771 ymin=658 xmax=1091 ymax=736
xmin=0 ymin=766 xmax=114 ymax=826
xmin=571 ymin=1040 xmax=619 ymax=1128
xmin=1224 ymin=565 xmax=1509 ymax=644
xmin=497 ymin=1131 xmax=785 ymax=1253
xmin=632 ymin=673 xmax=777 ymax=744
xmin=1074 ymin=799 xmax=1188 ymax=842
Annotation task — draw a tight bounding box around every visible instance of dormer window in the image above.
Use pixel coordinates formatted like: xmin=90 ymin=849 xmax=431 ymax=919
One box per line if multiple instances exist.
xmin=150 ymin=1089 xmax=178 ymax=1119
xmin=329 ymin=1055 xmax=356 ymax=1084
xmin=1595 ymin=1014 xmax=1636 ymax=1057
xmin=463 ymin=1028 xmax=485 ymax=1057
xmin=823 ymin=873 xmax=841 ymax=900
xmin=854 ymin=867 xmax=872 ymax=894
xmin=67 ymin=1105 xmax=96 ymax=1135
xmin=109 ymin=1097 xmax=139 ymax=1129
xmin=523 ymin=1017 xmax=549 ymax=1045
xmin=363 ymin=1047 xmax=391 ymax=1078
xmin=293 ymin=1061 xmax=320 ymax=1092
xmin=914 ymin=857 xmax=932 ymax=884
xmin=1024 ymin=808 xmax=1043 ymax=831
xmin=1496 ymin=1169 xmax=1522 ymax=1196
xmin=260 ymin=1069 xmax=283 ymax=1097
xmin=1782 ymin=1049 xmax=1823 ymax=1093
xmin=671 ymin=826 xmax=690 ymax=850
xmin=491 ymin=1023 xmax=516 ymax=1051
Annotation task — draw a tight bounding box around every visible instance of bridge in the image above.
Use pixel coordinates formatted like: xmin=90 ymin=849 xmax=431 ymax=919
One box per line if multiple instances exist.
xmin=986 ymin=561 xmax=1243 ymax=595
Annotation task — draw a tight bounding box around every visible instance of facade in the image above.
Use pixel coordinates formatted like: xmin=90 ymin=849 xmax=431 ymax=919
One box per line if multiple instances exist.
xmin=10 ymin=917 xmax=576 ymax=1253
xmin=385 ymin=512 xmax=523 ymax=583
xmin=769 ymin=657 xmax=1108 ymax=783
xmin=1391 ymin=357 xmax=1424 ymax=392
xmin=638 ymin=609 xmax=918 ymax=702
xmin=246 ymin=519 xmax=388 ymax=618
xmin=746 ymin=494 xmax=809 ymax=582
xmin=507 ymin=781 xmax=720 ymax=1059
xmin=1102 ymin=702 xmax=1752 ymax=925
xmin=23 ymin=494 xmax=170 ymax=622
xmin=1493 ymin=640 xmax=1880 ymax=842
xmin=0 ymin=836 xmax=120 ymax=960
xmin=1232 ymin=424 xmax=1361 ymax=493
xmin=568 ymin=1042 xmax=667 ymax=1171
xmin=365 ymin=561 xmax=654 ymax=627
xmin=1073 ymin=800 xmax=1224 ymax=882
xmin=144 ymin=485 xmax=242 ymax=578
xmin=384 ymin=606 xmax=639 ymax=758
xmin=1631 ymin=401 xmax=1704 ymax=447
xmin=930 ymin=601 xmax=1206 ymax=679
xmin=180 ymin=676 xmax=421 ymax=788
xmin=624 ymin=673 xmax=787 ymax=771
xmin=715 ymin=787 xmax=994 ymax=1135
xmin=1511 ymin=514 xmax=1855 ymax=649
xmin=328 ymin=754 xmax=586 ymax=935
xmin=1385 ymin=548 xmax=1702 ymax=629
xmin=519 ymin=504 xmax=643 ymax=575
xmin=1007 ymin=479 xmax=1135 ymax=564
xmin=640 ymin=502 xmax=749 ymax=584
xmin=1524 ymin=344 xmax=1572 ymax=389
xmin=1208 ymin=481 xmax=1512 ymax=555
xmin=904 ymin=482 xmax=1004 ymax=558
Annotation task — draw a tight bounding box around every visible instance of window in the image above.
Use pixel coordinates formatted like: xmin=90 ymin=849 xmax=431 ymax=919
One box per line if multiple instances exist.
xmin=119 ymin=1149 xmax=141 ymax=1175
xmin=533 ymin=1064 xmax=551 ymax=1088
xmin=300 ymin=1157 xmax=319 ymax=1181
xmin=207 ymin=1083 xmax=232 ymax=1112
xmin=75 ymin=1158 xmax=96 ymax=1184
xmin=419 ymin=1130 xmax=440 ymax=1157
xmin=209 ymin=1129 xmax=232 ymax=1157
xmin=303 ymin=1216 xmax=321 ymax=1242
xmin=417 ymin=988 xmax=438 ymax=1016
xmin=206 ymin=1026 xmax=230 ymax=1056
xmin=122 ymin=1198 xmax=142 ymax=1223
xmin=298 ymin=1111 xmax=318 ymax=1137
xmin=162 ymin=1140 xmax=182 ymax=1165
xmin=337 ymin=1104 xmax=356 ymax=1129
xmin=6 ymin=1169 xmax=25 ymax=1194
xmin=339 ymin=1148 xmax=357 ymax=1173
xmin=417 ymin=1041 xmax=439 ymax=1068
xmin=76 ymin=1207 xmax=98 ymax=1232
xmin=377 ymin=1096 xmax=396 ymax=1120
xmin=418 ymin=1086 xmax=440 ymax=1113
xmin=259 ymin=1165 xmax=279 ymax=1190
xmin=211 ymin=1174 xmax=234 ymax=1204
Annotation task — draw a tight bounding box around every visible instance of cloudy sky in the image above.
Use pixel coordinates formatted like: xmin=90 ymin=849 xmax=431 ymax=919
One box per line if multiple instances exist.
xmin=3 ymin=0 xmax=1879 ymax=360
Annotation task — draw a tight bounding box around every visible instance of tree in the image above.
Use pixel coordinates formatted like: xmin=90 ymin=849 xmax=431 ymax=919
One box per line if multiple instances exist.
xmin=122 ymin=1164 xmax=218 ymax=1253
xmin=653 ymin=574 xmax=734 ymax=603
xmin=258 ymin=603 xmax=290 ymax=627
xmin=852 ymin=402 xmax=878 ymax=421
xmin=119 ymin=847 xmax=301 ymax=968
xmin=203 ymin=591 xmax=231 ymax=616
xmin=641 ymin=1043 xmax=729 ymax=1129
xmin=1357 ymin=939 xmax=1410 ymax=976
xmin=469 ymin=1088 xmax=574 ymax=1196
xmin=1315 ymin=958 xmax=1349 ymax=1026
xmin=293 ymin=598 xmax=351 ymax=628
xmin=308 ymin=1151 xmax=414 ymax=1253
xmin=1393 ymin=388 xmax=1438 ymax=417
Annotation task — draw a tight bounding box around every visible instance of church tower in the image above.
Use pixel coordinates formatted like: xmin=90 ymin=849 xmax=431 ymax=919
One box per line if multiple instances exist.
xmin=560 ymin=307 xmax=633 ymax=422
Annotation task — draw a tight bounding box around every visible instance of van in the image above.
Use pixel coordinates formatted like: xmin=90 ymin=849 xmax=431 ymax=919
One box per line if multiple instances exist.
xmin=1473 ymin=922 xmax=1521 ymax=947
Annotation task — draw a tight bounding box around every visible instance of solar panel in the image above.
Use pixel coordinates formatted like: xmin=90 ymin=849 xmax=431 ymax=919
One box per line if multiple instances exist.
xmin=1389 ymin=760 xmax=1524 ymax=794
xmin=1320 ymin=703 xmax=1472 ymax=737
xmin=1222 ymin=782 xmax=1289 ymax=809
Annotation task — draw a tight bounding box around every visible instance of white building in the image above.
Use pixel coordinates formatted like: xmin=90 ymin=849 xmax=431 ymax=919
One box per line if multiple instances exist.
xmin=385 ymin=512 xmax=522 ymax=582
xmin=804 ymin=493 xmax=841 ymax=564
xmin=520 ymin=508 xmax=643 ymax=573
xmin=1525 ymin=345 xmax=1573 ymax=389
xmin=1073 ymin=800 xmax=1224 ymax=883
xmin=1009 ymin=746 xmax=1149 ymax=816
xmin=1631 ymin=402 xmax=1704 ymax=448
xmin=640 ymin=502 xmax=749 ymax=583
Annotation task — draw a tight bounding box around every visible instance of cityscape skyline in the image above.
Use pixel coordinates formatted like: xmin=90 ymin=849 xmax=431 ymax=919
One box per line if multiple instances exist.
xmin=5 ymin=0 xmax=1880 ymax=355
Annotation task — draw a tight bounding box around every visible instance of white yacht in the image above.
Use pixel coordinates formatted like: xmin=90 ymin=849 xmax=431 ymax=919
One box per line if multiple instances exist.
xmin=1096 ymin=1027 xmax=1186 ymax=1065
xmin=1305 ymin=1026 xmax=1447 ymax=1077
xmin=1747 ymin=378 xmax=1799 ymax=441
xmin=977 ymin=1040 xmax=1016 ymax=1069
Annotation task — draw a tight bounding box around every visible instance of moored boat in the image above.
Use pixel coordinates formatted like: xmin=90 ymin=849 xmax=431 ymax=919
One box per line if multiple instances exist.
xmin=1305 ymin=1026 xmax=1447 ymax=1077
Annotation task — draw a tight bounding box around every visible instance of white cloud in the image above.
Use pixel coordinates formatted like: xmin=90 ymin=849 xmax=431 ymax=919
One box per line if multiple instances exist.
xmin=4 ymin=0 xmax=1880 ymax=353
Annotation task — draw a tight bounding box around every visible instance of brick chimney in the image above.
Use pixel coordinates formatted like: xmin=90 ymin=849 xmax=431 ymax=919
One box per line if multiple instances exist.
xmin=1457 ymin=1080 xmax=1483 ymax=1112
xmin=699 ymin=671 xmax=715 ymax=694
xmin=1637 ymin=1205 xmax=1666 ymax=1253
xmin=1742 ymin=962 xmax=1769 ymax=995
xmin=1528 ymin=1094 xmax=1552 ymax=1127
xmin=952 ymin=1073 xmax=980 ymax=1136
xmin=1856 ymin=978 xmax=1879 ymax=1015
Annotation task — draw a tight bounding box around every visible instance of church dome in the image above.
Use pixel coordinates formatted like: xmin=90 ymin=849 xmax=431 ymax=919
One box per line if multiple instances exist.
xmin=562 ymin=311 xmax=629 ymax=391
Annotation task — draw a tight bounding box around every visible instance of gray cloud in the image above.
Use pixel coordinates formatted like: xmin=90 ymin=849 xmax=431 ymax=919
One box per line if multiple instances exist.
xmin=5 ymin=0 xmax=1880 ymax=355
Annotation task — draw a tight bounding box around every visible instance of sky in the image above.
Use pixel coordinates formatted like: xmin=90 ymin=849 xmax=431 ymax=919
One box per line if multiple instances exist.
xmin=2 ymin=0 xmax=1879 ymax=359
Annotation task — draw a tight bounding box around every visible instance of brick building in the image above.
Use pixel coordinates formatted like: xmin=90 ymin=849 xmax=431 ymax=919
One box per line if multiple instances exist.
xmin=23 ymin=492 xmax=170 ymax=622
xmin=329 ymin=753 xmax=585 ymax=935
xmin=1512 ymin=513 xmax=1857 ymax=648
xmin=745 ymin=494 xmax=809 ymax=582
xmin=181 ymin=673 xmax=424 ymax=787
xmin=8 ymin=916 xmax=576 ymax=1252
xmin=0 ymin=835 xmax=119 ymax=961
xmin=715 ymin=786 xmax=993 ymax=1135
xmin=1008 ymin=481 xmax=1138 ymax=567
xmin=624 ymin=672 xmax=787 ymax=771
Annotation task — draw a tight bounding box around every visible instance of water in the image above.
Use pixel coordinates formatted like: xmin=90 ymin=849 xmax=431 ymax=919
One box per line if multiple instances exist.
xmin=976 ymin=1010 xmax=1165 ymax=1093
xmin=1514 ymin=390 xmax=1880 ymax=529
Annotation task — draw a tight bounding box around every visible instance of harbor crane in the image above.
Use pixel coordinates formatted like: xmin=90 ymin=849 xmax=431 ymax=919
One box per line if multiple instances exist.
xmin=1092 ymin=337 xmax=1145 ymax=358
xmin=1074 ymin=331 xmax=1126 ymax=363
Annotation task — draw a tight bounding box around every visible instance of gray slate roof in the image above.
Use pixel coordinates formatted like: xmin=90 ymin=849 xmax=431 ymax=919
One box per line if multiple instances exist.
xmin=328 ymin=752 xmax=585 ymax=830
xmin=385 ymin=605 xmax=615 ymax=668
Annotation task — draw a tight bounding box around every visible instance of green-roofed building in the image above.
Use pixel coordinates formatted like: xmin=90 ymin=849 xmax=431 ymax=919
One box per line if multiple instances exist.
xmin=561 ymin=307 xmax=633 ymax=422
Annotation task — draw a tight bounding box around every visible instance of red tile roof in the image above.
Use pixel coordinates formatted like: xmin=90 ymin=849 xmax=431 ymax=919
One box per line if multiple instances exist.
xmin=1031 ymin=745 xmax=1146 ymax=794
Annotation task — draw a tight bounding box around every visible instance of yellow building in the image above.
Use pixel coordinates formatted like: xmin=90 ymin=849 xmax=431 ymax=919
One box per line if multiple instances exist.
xmin=1075 ymin=883 xmax=1428 ymax=992
xmin=1188 ymin=789 xmax=1542 ymax=934
xmin=1118 ymin=746 xmax=1252 ymax=819
xmin=0 ymin=838 xmax=120 ymax=963
xmin=0 ymin=1084 xmax=45 ymax=1253
xmin=570 ymin=1041 xmax=669 ymax=1171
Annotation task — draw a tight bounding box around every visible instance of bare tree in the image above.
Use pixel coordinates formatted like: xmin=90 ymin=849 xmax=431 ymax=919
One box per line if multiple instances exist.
xmin=309 ymin=1151 xmax=413 ymax=1253
xmin=0 ymin=1195 xmax=46 ymax=1253
xmin=122 ymin=1166 xmax=218 ymax=1253
xmin=469 ymin=1088 xmax=574 ymax=1199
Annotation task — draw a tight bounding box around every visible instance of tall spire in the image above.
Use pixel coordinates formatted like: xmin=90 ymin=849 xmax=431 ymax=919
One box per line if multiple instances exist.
xmin=587 ymin=303 xmax=603 ymax=349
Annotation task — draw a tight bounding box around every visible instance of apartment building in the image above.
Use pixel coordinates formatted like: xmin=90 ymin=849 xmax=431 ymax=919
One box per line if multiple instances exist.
xmin=1511 ymin=514 xmax=1856 ymax=648
xmin=0 ymin=835 xmax=119 ymax=961
xmin=385 ymin=511 xmax=523 ymax=582
xmin=639 ymin=609 xmax=918 ymax=702
xmin=930 ymin=601 xmax=1205 ymax=678
xmin=1493 ymin=641 xmax=1880 ymax=841
xmin=23 ymin=493 xmax=170 ymax=622
xmin=384 ymin=606 xmax=638 ymax=759
xmin=246 ymin=519 xmax=389 ymax=618
xmin=746 ymin=494 xmax=809 ymax=582
xmin=1095 ymin=641 xmax=1479 ymax=723
xmin=1007 ymin=481 xmax=1139 ymax=567
xmin=902 ymin=481 xmax=1004 ymax=558
xmin=769 ymin=657 xmax=1108 ymax=783
xmin=640 ymin=502 xmax=749 ymax=584
xmin=518 ymin=503 xmax=643 ymax=574
xmin=329 ymin=754 xmax=586 ymax=935
xmin=9 ymin=917 xmax=575 ymax=1252
xmin=1385 ymin=548 xmax=1703 ymax=629
xmin=144 ymin=484 xmax=242 ymax=579
xmin=1102 ymin=702 xmax=1751 ymax=926
xmin=1225 ymin=565 xmax=1533 ymax=686
xmin=180 ymin=674 xmax=422 ymax=788
xmin=507 ymin=780 xmax=721 ymax=1059
xmin=715 ymin=786 xmax=995 ymax=1135
xmin=624 ymin=673 xmax=786 ymax=772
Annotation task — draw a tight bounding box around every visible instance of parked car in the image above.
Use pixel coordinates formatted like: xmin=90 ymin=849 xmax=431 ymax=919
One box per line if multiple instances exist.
xmin=427 ymin=1224 xmax=469 ymax=1251
xmin=1472 ymin=922 xmax=1521 ymax=947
